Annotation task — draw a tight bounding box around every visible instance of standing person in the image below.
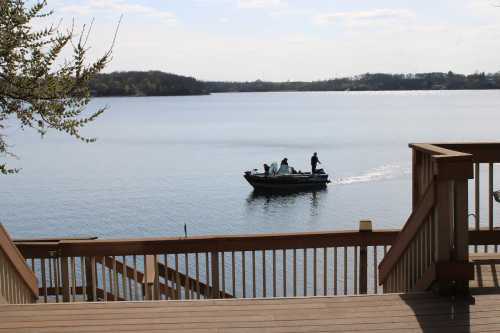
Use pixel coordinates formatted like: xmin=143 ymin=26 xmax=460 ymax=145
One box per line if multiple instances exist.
xmin=311 ymin=152 xmax=321 ymax=173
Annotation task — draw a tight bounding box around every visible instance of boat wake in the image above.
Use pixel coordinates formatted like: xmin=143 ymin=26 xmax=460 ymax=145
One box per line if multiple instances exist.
xmin=332 ymin=164 xmax=409 ymax=185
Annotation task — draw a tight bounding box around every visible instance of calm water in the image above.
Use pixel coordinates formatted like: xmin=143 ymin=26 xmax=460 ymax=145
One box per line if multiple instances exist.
xmin=2 ymin=90 xmax=500 ymax=239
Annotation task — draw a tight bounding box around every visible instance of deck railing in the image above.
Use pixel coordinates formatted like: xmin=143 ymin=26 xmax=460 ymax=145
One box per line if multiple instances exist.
xmin=16 ymin=222 xmax=398 ymax=302
xmin=379 ymin=143 xmax=500 ymax=294
xmin=438 ymin=143 xmax=500 ymax=253
xmin=0 ymin=224 xmax=38 ymax=304
xmin=10 ymin=142 xmax=500 ymax=302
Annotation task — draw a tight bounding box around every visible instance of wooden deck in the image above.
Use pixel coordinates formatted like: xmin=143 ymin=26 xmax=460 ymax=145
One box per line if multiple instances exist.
xmin=1 ymin=292 xmax=500 ymax=332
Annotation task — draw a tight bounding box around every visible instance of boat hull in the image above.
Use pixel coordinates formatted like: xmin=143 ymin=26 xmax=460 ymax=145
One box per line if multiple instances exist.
xmin=244 ymin=173 xmax=329 ymax=191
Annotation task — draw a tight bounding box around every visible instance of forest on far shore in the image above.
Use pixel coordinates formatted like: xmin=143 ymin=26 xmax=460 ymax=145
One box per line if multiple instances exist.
xmin=89 ymin=70 xmax=500 ymax=96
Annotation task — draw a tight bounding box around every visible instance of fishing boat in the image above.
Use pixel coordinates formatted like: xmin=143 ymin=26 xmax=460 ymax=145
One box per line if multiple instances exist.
xmin=244 ymin=172 xmax=330 ymax=191
xmin=244 ymin=161 xmax=330 ymax=191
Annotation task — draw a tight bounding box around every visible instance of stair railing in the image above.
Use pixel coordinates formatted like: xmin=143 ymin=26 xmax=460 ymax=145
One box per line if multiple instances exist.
xmin=379 ymin=143 xmax=474 ymax=294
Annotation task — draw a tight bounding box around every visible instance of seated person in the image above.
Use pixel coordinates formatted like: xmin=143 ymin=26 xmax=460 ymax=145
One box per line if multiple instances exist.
xmin=263 ymin=163 xmax=270 ymax=176
xmin=278 ymin=158 xmax=290 ymax=174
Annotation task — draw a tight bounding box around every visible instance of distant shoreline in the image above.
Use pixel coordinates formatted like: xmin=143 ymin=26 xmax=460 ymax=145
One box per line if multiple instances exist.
xmin=90 ymin=70 xmax=500 ymax=97
xmin=91 ymin=88 xmax=500 ymax=98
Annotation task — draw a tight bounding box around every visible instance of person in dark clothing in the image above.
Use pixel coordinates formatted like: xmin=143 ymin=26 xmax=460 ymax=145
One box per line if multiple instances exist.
xmin=281 ymin=158 xmax=288 ymax=166
xmin=311 ymin=152 xmax=321 ymax=173
xmin=263 ymin=163 xmax=270 ymax=176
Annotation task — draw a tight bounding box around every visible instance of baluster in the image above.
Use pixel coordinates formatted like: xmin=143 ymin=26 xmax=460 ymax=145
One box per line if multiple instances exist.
xmin=101 ymin=256 xmax=107 ymax=301
xmin=423 ymin=221 xmax=428 ymax=273
xmin=185 ymin=253 xmax=190 ymax=300
xmin=79 ymin=257 xmax=86 ymax=301
xmin=175 ymin=254 xmax=180 ymax=299
xmin=323 ymin=247 xmax=327 ymax=296
xmin=421 ymin=228 xmax=425 ymax=279
xmin=283 ymin=249 xmax=287 ymax=297
xmin=313 ymin=248 xmax=317 ymax=296
xmin=262 ymin=250 xmax=267 ymax=297
xmin=90 ymin=257 xmax=97 ymax=301
xmin=354 ymin=246 xmax=358 ymax=294
xmin=71 ymin=257 xmax=76 ymax=301
xmin=333 ymin=247 xmax=337 ymax=295
xmin=475 ymin=163 xmax=480 ymax=253
xmin=41 ymin=258 xmax=47 ymax=302
xmin=303 ymin=248 xmax=307 ymax=296
xmin=195 ymin=253 xmax=200 ymax=299
xmin=143 ymin=255 xmax=150 ymax=301
xmin=253 ymin=250 xmax=257 ymax=298
xmin=404 ymin=247 xmax=408 ymax=292
xmin=48 ymin=257 xmax=53 ymax=300
xmin=221 ymin=252 xmax=225 ymax=299
xmin=166 ymin=254 xmax=175 ymax=300
xmin=205 ymin=253 xmax=210 ymax=299
xmin=427 ymin=219 xmax=432 ymax=269
xmin=490 ymin=163 xmax=494 ymax=232
xmin=415 ymin=236 xmax=419 ymax=285
xmin=132 ymin=255 xmax=138 ymax=300
xmin=293 ymin=249 xmax=297 ymax=297
xmin=373 ymin=246 xmax=378 ymax=293
xmin=54 ymin=258 xmax=60 ymax=302
xmin=359 ymin=243 xmax=367 ymax=295
xmin=122 ymin=256 xmax=127 ymax=300
xmin=162 ymin=254 xmax=168 ymax=300
xmin=154 ymin=255 xmax=160 ymax=300
xmin=343 ymin=247 xmax=347 ymax=295
xmin=162 ymin=255 xmax=170 ymax=300
xmin=112 ymin=256 xmax=118 ymax=300
xmin=231 ymin=251 xmax=236 ymax=297
xmin=490 ymin=164 xmax=496 ymax=253
xmin=242 ymin=251 xmax=246 ymax=298
xmin=272 ymin=250 xmax=276 ymax=297
xmin=128 ymin=266 xmax=133 ymax=301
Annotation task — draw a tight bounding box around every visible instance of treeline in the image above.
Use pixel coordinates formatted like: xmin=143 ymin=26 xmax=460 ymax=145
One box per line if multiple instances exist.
xmin=89 ymin=71 xmax=208 ymax=96
xmin=206 ymin=72 xmax=500 ymax=93
xmin=88 ymin=71 xmax=500 ymax=96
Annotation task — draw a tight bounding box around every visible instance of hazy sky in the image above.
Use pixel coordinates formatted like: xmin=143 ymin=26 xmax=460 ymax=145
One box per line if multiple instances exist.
xmin=46 ymin=0 xmax=500 ymax=81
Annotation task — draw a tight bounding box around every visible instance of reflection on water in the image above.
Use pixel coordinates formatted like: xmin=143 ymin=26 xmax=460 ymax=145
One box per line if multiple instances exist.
xmin=246 ymin=188 xmax=327 ymax=217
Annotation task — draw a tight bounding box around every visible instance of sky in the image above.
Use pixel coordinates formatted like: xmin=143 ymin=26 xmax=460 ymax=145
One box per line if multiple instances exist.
xmin=41 ymin=0 xmax=500 ymax=81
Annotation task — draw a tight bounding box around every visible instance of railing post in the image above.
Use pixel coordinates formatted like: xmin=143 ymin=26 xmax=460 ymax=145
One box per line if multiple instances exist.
xmin=454 ymin=179 xmax=470 ymax=294
xmin=211 ymin=251 xmax=220 ymax=299
xmin=359 ymin=220 xmax=371 ymax=295
xmin=412 ymin=149 xmax=421 ymax=209
xmin=434 ymin=179 xmax=452 ymax=294
xmin=60 ymin=256 xmax=71 ymax=302
xmin=144 ymin=255 xmax=156 ymax=300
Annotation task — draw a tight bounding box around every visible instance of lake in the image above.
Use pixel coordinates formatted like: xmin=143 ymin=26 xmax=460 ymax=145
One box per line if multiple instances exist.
xmin=2 ymin=90 xmax=500 ymax=239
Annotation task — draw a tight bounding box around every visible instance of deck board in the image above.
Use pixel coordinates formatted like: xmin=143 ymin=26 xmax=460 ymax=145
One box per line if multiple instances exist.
xmin=1 ymin=293 xmax=498 ymax=332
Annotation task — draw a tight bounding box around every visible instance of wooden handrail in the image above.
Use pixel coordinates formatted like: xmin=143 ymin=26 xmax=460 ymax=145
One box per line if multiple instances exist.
xmin=13 ymin=236 xmax=98 ymax=242
xmin=436 ymin=142 xmax=500 ymax=163
xmin=0 ymin=224 xmax=38 ymax=298
xmin=15 ymin=229 xmax=398 ymax=258
xmin=378 ymin=181 xmax=435 ymax=284
xmin=410 ymin=143 xmax=472 ymax=162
